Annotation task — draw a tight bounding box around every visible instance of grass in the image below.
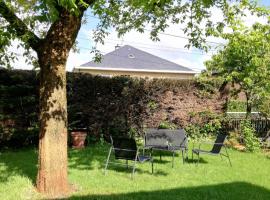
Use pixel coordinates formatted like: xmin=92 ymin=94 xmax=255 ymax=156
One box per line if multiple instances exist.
xmin=0 ymin=143 xmax=270 ymax=200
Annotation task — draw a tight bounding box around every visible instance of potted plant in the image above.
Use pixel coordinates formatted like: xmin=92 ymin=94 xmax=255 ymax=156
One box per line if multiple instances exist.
xmin=69 ymin=112 xmax=88 ymax=149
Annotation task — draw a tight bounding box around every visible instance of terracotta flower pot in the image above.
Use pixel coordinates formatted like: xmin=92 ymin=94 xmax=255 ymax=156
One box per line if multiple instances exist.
xmin=71 ymin=131 xmax=87 ymax=149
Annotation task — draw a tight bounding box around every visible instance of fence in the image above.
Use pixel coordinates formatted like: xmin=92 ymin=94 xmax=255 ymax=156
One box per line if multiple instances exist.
xmin=228 ymin=119 xmax=270 ymax=135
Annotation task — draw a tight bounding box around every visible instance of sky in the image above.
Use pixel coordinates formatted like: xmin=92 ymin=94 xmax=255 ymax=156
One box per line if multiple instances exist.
xmin=10 ymin=0 xmax=270 ymax=72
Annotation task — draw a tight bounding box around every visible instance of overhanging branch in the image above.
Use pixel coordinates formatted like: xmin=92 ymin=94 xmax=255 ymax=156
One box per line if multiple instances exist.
xmin=0 ymin=0 xmax=41 ymax=51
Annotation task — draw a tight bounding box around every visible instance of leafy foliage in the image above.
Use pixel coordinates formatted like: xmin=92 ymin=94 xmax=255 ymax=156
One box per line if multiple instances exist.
xmin=158 ymin=121 xmax=177 ymax=130
xmin=240 ymin=120 xmax=260 ymax=152
xmin=1 ymin=0 xmax=268 ymax=195
xmin=205 ymin=24 xmax=270 ymax=116
xmin=185 ymin=110 xmax=225 ymax=140
xmin=227 ymin=100 xmax=247 ymax=112
xmin=1 ymin=0 xmax=268 ymax=66
xmin=258 ymin=94 xmax=270 ymax=118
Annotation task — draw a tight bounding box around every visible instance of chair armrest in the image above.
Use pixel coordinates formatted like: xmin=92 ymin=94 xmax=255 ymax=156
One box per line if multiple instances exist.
xmin=113 ymin=147 xmax=137 ymax=152
xmin=143 ymin=145 xmax=152 ymax=149
xmin=199 ymin=141 xmax=224 ymax=145
xmin=197 ymin=141 xmax=225 ymax=150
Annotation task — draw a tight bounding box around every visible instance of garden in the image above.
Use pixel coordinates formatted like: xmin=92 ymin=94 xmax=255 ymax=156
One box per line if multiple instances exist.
xmin=1 ymin=69 xmax=270 ymax=200
xmin=1 ymin=1 xmax=270 ymax=199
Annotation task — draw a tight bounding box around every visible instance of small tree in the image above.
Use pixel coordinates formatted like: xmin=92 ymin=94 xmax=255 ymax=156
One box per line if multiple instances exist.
xmin=205 ymin=24 xmax=270 ymax=118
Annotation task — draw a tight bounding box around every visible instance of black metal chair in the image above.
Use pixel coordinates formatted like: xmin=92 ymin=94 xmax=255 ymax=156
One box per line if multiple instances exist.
xmin=164 ymin=129 xmax=188 ymax=165
xmin=192 ymin=134 xmax=232 ymax=166
xmin=259 ymin=131 xmax=270 ymax=151
xmin=104 ymin=136 xmax=153 ymax=178
xmin=144 ymin=129 xmax=188 ymax=167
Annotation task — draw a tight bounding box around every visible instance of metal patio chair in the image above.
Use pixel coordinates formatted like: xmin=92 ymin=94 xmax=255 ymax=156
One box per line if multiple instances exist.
xmin=192 ymin=134 xmax=232 ymax=166
xmin=104 ymin=136 xmax=153 ymax=178
xmin=144 ymin=129 xmax=188 ymax=167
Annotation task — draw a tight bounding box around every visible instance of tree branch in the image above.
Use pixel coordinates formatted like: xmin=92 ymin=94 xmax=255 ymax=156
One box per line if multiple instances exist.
xmin=0 ymin=0 xmax=41 ymax=51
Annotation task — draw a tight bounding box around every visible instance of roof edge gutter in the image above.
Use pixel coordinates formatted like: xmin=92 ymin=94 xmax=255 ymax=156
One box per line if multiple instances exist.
xmin=73 ymin=66 xmax=200 ymax=74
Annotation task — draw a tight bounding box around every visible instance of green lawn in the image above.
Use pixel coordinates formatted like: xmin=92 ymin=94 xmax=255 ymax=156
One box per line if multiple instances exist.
xmin=0 ymin=143 xmax=270 ymax=200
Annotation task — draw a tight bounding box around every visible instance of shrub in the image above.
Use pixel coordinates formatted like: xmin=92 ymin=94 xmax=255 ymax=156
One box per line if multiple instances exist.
xmin=185 ymin=110 xmax=226 ymax=140
xmin=200 ymin=119 xmax=222 ymax=136
xmin=0 ymin=69 xmax=225 ymax=148
xmin=147 ymin=100 xmax=158 ymax=110
xmin=227 ymin=100 xmax=247 ymax=112
xmin=184 ymin=124 xmax=201 ymax=140
xmin=240 ymin=120 xmax=260 ymax=152
xmin=158 ymin=121 xmax=177 ymax=129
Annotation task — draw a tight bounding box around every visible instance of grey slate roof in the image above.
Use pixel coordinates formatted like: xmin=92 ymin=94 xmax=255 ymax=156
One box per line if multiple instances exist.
xmin=80 ymin=45 xmax=194 ymax=72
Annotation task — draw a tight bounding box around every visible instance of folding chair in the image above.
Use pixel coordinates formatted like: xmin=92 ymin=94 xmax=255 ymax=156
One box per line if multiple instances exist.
xmin=192 ymin=134 xmax=232 ymax=166
xmin=104 ymin=136 xmax=153 ymax=178
xmin=144 ymin=129 xmax=188 ymax=167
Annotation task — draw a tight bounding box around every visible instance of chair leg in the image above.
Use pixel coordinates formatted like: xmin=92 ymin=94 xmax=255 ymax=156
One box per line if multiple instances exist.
xmin=132 ymin=152 xmax=139 ymax=179
xmin=181 ymin=150 xmax=184 ymax=164
xmin=224 ymin=147 xmax=232 ymax=167
xmin=196 ymin=153 xmax=200 ymax=166
xmin=151 ymin=158 xmax=154 ymax=174
xmin=185 ymin=149 xmax=189 ymax=161
xmin=220 ymin=154 xmax=223 ymax=161
xmin=172 ymin=151 xmax=175 ymax=168
xmin=104 ymin=146 xmax=112 ymax=175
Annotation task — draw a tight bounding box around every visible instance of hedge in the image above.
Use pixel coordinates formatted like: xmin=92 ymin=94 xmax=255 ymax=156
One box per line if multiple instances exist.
xmin=0 ymin=68 xmax=224 ymax=148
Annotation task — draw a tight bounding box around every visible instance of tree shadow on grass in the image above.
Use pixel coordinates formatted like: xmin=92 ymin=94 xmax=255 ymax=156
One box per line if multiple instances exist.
xmin=0 ymin=144 xmax=109 ymax=183
xmin=0 ymin=148 xmax=38 ymax=183
xmin=185 ymin=158 xmax=208 ymax=164
xmin=105 ymin=166 xmax=168 ymax=177
xmin=0 ymin=144 xmax=218 ymax=185
xmin=67 ymin=182 xmax=270 ymax=200
xmin=0 ymin=144 xmax=169 ymax=183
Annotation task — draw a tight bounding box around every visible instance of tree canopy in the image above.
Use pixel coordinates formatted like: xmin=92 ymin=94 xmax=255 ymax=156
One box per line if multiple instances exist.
xmin=1 ymin=0 xmax=268 ymax=68
xmin=205 ymin=23 xmax=270 ymax=116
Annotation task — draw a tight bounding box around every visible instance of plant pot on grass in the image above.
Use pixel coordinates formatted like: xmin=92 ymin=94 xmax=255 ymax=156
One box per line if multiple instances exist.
xmin=70 ymin=128 xmax=87 ymax=149
xmin=69 ymin=112 xmax=88 ymax=149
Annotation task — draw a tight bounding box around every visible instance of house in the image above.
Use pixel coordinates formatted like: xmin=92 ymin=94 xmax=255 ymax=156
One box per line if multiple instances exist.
xmin=73 ymin=45 xmax=198 ymax=79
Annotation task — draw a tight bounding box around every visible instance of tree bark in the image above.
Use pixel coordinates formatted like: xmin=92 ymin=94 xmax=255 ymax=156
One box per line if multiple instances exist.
xmin=36 ymin=10 xmax=83 ymax=197
xmin=246 ymin=92 xmax=252 ymax=119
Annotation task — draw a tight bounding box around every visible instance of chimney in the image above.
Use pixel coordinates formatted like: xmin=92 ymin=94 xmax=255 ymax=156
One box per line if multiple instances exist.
xmin=115 ymin=44 xmax=121 ymax=50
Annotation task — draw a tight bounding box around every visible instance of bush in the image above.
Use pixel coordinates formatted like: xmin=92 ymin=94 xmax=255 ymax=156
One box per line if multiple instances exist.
xmin=240 ymin=120 xmax=260 ymax=152
xmin=184 ymin=124 xmax=201 ymax=140
xmin=185 ymin=110 xmax=226 ymax=140
xmin=158 ymin=121 xmax=177 ymax=129
xmin=227 ymin=100 xmax=247 ymax=112
xmin=0 ymin=68 xmax=225 ymax=148
xmin=200 ymin=119 xmax=222 ymax=136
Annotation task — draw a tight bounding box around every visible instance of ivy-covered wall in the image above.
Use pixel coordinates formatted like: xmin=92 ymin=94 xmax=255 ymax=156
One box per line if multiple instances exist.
xmin=0 ymin=68 xmax=225 ymax=148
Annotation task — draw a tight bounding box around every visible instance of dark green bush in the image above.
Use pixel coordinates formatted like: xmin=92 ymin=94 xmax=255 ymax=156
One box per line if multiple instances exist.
xmin=0 ymin=68 xmax=226 ymax=148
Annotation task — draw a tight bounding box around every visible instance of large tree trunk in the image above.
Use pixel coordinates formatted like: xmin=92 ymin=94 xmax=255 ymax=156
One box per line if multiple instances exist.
xmin=36 ymin=10 xmax=83 ymax=197
xmin=37 ymin=58 xmax=68 ymax=196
